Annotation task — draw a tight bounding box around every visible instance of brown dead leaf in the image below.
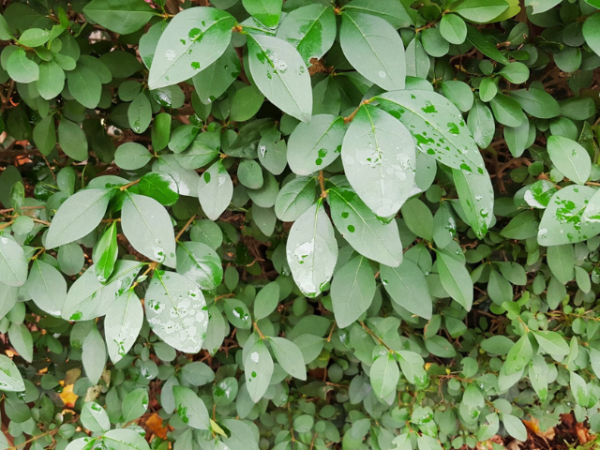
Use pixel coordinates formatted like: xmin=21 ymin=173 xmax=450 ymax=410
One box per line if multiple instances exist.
xmin=59 ymin=383 xmax=78 ymax=408
xmin=145 ymin=412 xmax=169 ymax=439
xmin=523 ymin=417 xmax=555 ymax=440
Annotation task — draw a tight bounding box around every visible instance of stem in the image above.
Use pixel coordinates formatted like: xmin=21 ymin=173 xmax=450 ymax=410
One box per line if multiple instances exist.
xmin=253 ymin=321 xmax=265 ymax=340
xmin=344 ymin=99 xmax=372 ymax=124
xmin=131 ymin=262 xmax=158 ymax=289
xmin=359 ymin=321 xmax=395 ymax=353
xmin=318 ymin=171 xmax=327 ymax=198
xmin=119 ymin=179 xmax=140 ymax=191
xmin=175 ymin=215 xmax=196 ymax=242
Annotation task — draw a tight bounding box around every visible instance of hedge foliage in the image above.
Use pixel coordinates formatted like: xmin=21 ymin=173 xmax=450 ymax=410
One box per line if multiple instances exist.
xmin=0 ymin=0 xmax=599 ymax=449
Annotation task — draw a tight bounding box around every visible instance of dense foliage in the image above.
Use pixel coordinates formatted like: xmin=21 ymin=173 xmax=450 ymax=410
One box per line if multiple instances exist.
xmin=0 ymin=0 xmax=599 ymax=449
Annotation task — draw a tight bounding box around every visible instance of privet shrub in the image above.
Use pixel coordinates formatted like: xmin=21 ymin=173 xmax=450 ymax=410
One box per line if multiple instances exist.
xmin=0 ymin=0 xmax=600 ymax=448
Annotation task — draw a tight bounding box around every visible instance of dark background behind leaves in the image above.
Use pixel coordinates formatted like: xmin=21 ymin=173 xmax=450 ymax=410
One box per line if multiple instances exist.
xmin=0 ymin=0 xmax=599 ymax=449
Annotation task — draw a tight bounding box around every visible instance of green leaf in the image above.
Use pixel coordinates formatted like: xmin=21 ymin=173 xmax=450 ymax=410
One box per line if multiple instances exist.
xmin=122 ymin=193 xmax=176 ymax=267
xmin=0 ymin=236 xmax=27 ymax=287
xmin=26 ymin=259 xmax=66 ymax=316
xmin=18 ymin=28 xmax=49 ymax=47
xmin=139 ymin=172 xmax=179 ymax=206
xmin=328 ymin=186 xmax=403 ymax=266
xmin=7 ymin=48 xmax=39 ymax=83
xmin=376 ymin=90 xmax=485 ymax=173
xmin=287 ymin=114 xmax=345 ymax=175
xmin=501 ymin=414 xmax=527 ymax=441
xmin=67 ymin=65 xmax=102 ymax=109
xmin=46 ymin=188 xmax=112 ymax=248
xmin=380 ymin=259 xmax=433 ymax=319
xmin=340 ymin=11 xmax=405 ymax=91
xmin=276 ymin=4 xmax=336 ymax=64
xmin=181 ymin=361 xmax=215 ymax=386
xmin=61 ymin=260 xmax=143 ymax=321
xmin=92 ymin=222 xmax=118 ymax=283
xmin=402 ymin=198 xmax=433 ymax=241
xmin=115 ymin=142 xmax=153 ymax=170
xmin=467 ymin=99 xmax=494 ymax=148
xmin=453 ymin=167 xmax=494 ymax=238
xmin=152 ymin=112 xmax=172 ymax=152
xmin=370 ymin=352 xmax=399 ymax=399
xmin=417 ymin=435 xmax=442 ymax=450
xmin=8 ymin=323 xmax=33 ymax=362
xmin=510 ymin=88 xmax=560 ymax=119
xmin=104 ymin=429 xmax=151 ymax=450
xmin=224 ymin=298 xmax=252 ymax=329
xmin=583 ymin=13 xmax=600 ymax=57
xmin=274 ymin=176 xmax=316 ymax=222
xmin=547 ymin=244 xmax=575 ymax=284
xmin=253 ymin=281 xmax=280 ymax=320
xmin=490 ymin=93 xmax=527 ymax=127
xmin=533 ymin=331 xmax=569 ymax=356
xmin=425 ymin=335 xmax=456 ymax=358
xmin=247 ymin=34 xmax=312 ymax=122
xmin=192 ymin=45 xmax=240 ymax=105
xmin=176 ymin=241 xmax=223 ymax=290
xmin=122 ymin=388 xmax=149 ymax=423
xmin=198 ymin=160 xmax=233 ymax=221
xmin=570 ymin=371 xmax=589 ymax=406
xmin=286 ymin=202 xmax=338 ymax=297
xmin=342 ymin=105 xmax=416 ymax=217
xmin=547 ymin=135 xmax=591 ymax=185
xmin=269 ymin=336 xmax=307 ymax=380
xmin=538 ymin=186 xmax=600 ymax=245
xmin=331 ymin=256 xmax=376 ymax=328
xmin=84 ymin=0 xmax=156 ymax=34
xmin=242 ymin=0 xmax=282 ymax=27
xmin=525 ymin=0 xmax=562 ymax=14
xmin=343 ymin=0 xmax=413 ymax=29
xmin=229 ymin=86 xmax=264 ymax=122
xmin=145 ymin=270 xmax=209 ymax=353
xmin=36 ymin=61 xmax=65 ymax=100
xmin=81 ymin=402 xmax=110 ymax=434
xmin=0 ymin=14 xmax=13 ymax=40
xmin=504 ymin=334 xmax=532 ymax=375
xmin=33 ymin=115 xmax=57 ymax=156
xmin=244 ymin=338 xmax=274 ymax=402
xmin=440 ymin=14 xmax=467 ymax=44
xmin=465 ymin=26 xmax=510 ymax=64
xmin=0 ymin=354 xmax=25 ymax=391
xmin=82 ymin=326 xmax=107 ymax=385
xmin=148 ymin=7 xmax=235 ymax=89
xmin=441 ymin=80 xmax=473 ymax=113
xmin=436 ymin=251 xmax=473 ymax=311
xmin=58 ymin=119 xmax=88 ymax=161
xmin=450 ymin=0 xmax=509 ymax=23
xmin=128 ymin=92 xmax=152 ymax=134
xmin=173 ymin=385 xmax=210 ymax=429
xmin=105 ymin=290 xmax=143 ymax=363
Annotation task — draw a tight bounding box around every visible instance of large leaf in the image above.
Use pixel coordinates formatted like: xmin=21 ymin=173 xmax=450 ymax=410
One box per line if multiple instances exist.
xmin=276 ymin=4 xmax=336 ymax=64
xmin=122 ymin=193 xmax=176 ymax=268
xmin=173 ymin=386 xmax=210 ymax=429
xmin=148 ymin=7 xmax=235 ymax=89
xmin=538 ymin=186 xmax=600 ymax=245
xmin=370 ymin=352 xmax=399 ymax=399
xmin=342 ymin=105 xmax=416 ymax=217
xmin=269 ymin=336 xmax=307 ymax=380
xmin=242 ymin=0 xmax=282 ymax=27
xmin=436 ymin=251 xmax=473 ymax=311
xmin=286 ymin=202 xmax=338 ymax=298
xmin=61 ymin=260 xmax=143 ymax=321
xmin=0 ymin=354 xmax=25 ymax=391
xmin=243 ymin=338 xmax=274 ymax=402
xmin=145 ymin=271 xmax=209 ymax=353
xmin=176 ymin=241 xmax=223 ymax=290
xmin=105 ymin=290 xmax=143 ymax=363
xmin=340 ymin=11 xmax=406 ymax=90
xmin=450 ymin=0 xmax=509 ymax=23
xmin=46 ymin=188 xmax=112 ymax=249
xmin=287 ymin=114 xmax=346 ymax=175
xmin=197 ymin=160 xmax=233 ymax=221
xmin=331 ymin=256 xmax=376 ymax=328
xmin=274 ymin=176 xmax=316 ymax=222
xmin=376 ymin=90 xmax=485 ymax=173
xmin=583 ymin=13 xmax=600 ymax=57
xmin=328 ymin=187 xmax=403 ymax=266
xmin=547 ymin=135 xmax=591 ymax=185
xmin=247 ymin=34 xmax=312 ymax=122
xmin=380 ymin=259 xmax=432 ymax=319
xmin=84 ymin=0 xmax=156 ymax=34
xmin=0 ymin=236 xmax=27 ymax=287
xmin=26 ymin=259 xmax=66 ymax=316
xmin=453 ymin=168 xmax=494 ymax=238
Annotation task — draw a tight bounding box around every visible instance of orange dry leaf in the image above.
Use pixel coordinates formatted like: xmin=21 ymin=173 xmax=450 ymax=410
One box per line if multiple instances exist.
xmin=145 ymin=412 xmax=168 ymax=439
xmin=523 ymin=417 xmax=555 ymax=440
xmin=59 ymin=384 xmax=78 ymax=408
